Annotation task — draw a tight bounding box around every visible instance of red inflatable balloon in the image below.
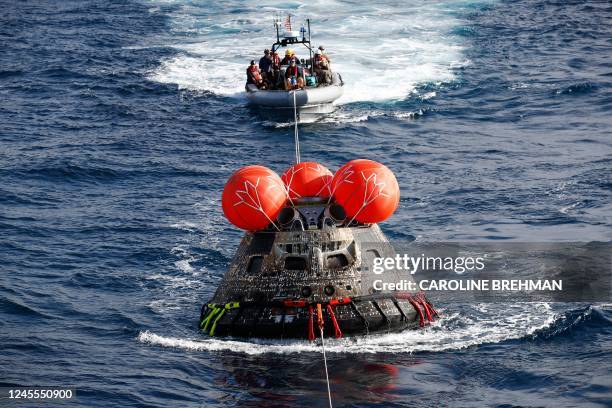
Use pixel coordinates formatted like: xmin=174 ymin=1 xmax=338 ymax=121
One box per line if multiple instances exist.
xmin=222 ymin=165 xmax=287 ymax=230
xmin=281 ymin=162 xmax=333 ymax=199
xmin=331 ymin=159 xmax=400 ymax=223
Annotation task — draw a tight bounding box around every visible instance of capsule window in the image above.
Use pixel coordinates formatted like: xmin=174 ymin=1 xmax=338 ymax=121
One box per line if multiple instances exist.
xmin=247 ymin=256 xmax=264 ymax=275
xmin=324 ymin=285 xmax=335 ymax=296
xmin=366 ymin=249 xmax=381 ymax=258
xmin=284 ymin=256 xmax=307 ymax=270
xmin=326 ymin=254 xmax=349 ymax=269
xmin=329 ymin=203 xmax=346 ymax=222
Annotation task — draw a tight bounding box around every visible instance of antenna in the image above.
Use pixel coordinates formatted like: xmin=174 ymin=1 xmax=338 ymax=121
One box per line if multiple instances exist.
xmin=307 ymin=19 xmax=313 ymax=72
xmin=274 ymin=14 xmax=280 ymax=42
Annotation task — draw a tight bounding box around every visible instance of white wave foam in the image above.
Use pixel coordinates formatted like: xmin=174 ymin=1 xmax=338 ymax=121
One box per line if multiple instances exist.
xmin=175 ymin=259 xmax=195 ymax=273
xmin=150 ymin=55 xmax=246 ymax=97
xmin=559 ymin=202 xmax=579 ymax=214
xmin=313 ymin=108 xmax=423 ymax=124
xmin=170 ymin=221 xmax=200 ymax=232
xmin=137 ymin=303 xmax=557 ymax=355
xmin=146 ymin=272 xmax=199 ymax=288
xmin=146 ymin=1 xmax=475 ymax=103
xmin=148 ymin=298 xmax=183 ymax=312
xmin=421 ymin=91 xmax=437 ymax=100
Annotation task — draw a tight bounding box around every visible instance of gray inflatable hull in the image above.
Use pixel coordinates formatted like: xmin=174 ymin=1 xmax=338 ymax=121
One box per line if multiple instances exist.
xmin=246 ymin=73 xmax=343 ymax=120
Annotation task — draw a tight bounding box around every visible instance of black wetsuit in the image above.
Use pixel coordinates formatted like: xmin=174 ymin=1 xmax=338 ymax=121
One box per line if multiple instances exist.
xmin=259 ymin=56 xmax=273 ymax=73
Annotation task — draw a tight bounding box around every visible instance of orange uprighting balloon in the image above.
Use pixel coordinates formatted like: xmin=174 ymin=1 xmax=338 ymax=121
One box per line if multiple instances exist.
xmin=281 ymin=162 xmax=333 ymax=199
xmin=222 ymin=165 xmax=287 ymax=230
xmin=331 ymin=159 xmax=400 ymax=224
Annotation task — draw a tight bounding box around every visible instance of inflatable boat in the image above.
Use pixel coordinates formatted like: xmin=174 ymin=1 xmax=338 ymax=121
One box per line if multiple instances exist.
xmin=246 ymin=72 xmax=343 ymax=120
xmin=245 ymin=17 xmax=344 ymax=121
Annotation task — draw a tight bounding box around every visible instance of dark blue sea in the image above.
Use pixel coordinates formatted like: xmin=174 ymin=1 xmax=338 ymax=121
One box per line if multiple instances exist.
xmin=1 ymin=0 xmax=611 ymax=406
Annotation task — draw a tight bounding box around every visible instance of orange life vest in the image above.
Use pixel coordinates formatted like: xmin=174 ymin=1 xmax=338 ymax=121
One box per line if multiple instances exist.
xmin=315 ymin=54 xmax=329 ymax=67
xmin=249 ymin=65 xmax=262 ymax=82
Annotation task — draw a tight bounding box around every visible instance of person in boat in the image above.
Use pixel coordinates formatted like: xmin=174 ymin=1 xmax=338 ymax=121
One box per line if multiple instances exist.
xmin=270 ymin=51 xmax=282 ymax=89
xmin=314 ymin=49 xmax=332 ymax=85
xmin=271 ymin=51 xmax=280 ymax=67
xmin=246 ymin=60 xmax=266 ymax=89
xmin=317 ymin=45 xmax=331 ymax=64
xmin=280 ymin=48 xmax=300 ymax=66
xmin=284 ymin=59 xmax=304 ymax=90
xmin=259 ymin=49 xmax=274 ymax=84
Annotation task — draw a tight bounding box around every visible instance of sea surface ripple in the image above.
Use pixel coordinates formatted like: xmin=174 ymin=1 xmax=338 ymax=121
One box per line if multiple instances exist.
xmin=1 ymin=0 xmax=611 ymax=406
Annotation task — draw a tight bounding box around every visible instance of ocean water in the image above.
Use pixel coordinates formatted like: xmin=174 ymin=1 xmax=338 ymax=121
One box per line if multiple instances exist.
xmin=1 ymin=0 xmax=611 ymax=407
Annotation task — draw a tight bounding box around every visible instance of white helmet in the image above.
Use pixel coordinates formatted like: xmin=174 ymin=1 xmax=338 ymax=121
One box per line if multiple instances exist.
xmin=314 ymin=49 xmax=321 ymax=55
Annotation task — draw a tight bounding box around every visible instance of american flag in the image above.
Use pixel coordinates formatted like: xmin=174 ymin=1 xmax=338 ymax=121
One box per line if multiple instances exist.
xmin=284 ymin=15 xmax=292 ymax=31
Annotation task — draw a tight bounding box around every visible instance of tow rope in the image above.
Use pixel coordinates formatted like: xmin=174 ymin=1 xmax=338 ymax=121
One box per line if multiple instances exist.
xmin=292 ymin=90 xmax=300 ymax=163
xmin=317 ymin=304 xmax=333 ymax=408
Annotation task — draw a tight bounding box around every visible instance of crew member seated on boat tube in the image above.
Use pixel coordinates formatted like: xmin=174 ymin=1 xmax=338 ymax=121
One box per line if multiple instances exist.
xmin=313 ymin=48 xmax=332 ymax=85
xmin=246 ymin=60 xmax=267 ymax=89
xmin=285 ymin=60 xmax=304 ymax=90
xmin=317 ymin=45 xmax=331 ymax=64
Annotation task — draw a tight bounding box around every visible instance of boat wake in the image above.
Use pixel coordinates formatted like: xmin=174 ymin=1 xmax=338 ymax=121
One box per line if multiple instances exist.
xmin=146 ymin=0 xmax=479 ymax=105
xmin=137 ymin=302 xmax=569 ymax=355
xmin=259 ymin=107 xmax=425 ymax=127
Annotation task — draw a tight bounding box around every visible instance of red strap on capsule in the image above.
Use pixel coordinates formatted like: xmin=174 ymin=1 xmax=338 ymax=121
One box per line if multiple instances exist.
xmin=393 ymin=292 xmax=412 ymax=300
xmin=408 ymin=296 xmax=425 ymax=327
xmin=329 ymin=297 xmax=351 ymax=306
xmin=416 ymin=291 xmax=438 ymax=319
xmin=428 ymin=302 xmax=439 ymax=318
xmin=326 ymin=304 xmax=343 ymax=338
xmin=419 ymin=299 xmax=433 ymax=322
xmin=316 ymin=304 xmax=324 ymax=330
xmin=284 ymin=299 xmax=307 ymax=308
xmin=308 ymin=305 xmax=315 ymax=341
